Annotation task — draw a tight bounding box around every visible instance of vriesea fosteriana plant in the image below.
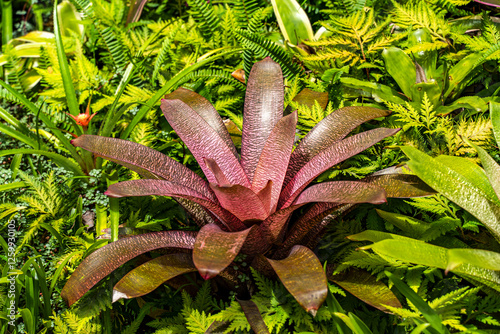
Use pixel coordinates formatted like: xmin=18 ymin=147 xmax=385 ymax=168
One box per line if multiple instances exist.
xmin=61 ymin=58 xmax=402 ymax=315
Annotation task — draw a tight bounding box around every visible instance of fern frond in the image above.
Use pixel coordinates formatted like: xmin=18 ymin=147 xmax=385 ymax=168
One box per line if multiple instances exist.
xmin=236 ymin=29 xmax=303 ymax=79
xmin=187 ymin=0 xmax=221 ymax=39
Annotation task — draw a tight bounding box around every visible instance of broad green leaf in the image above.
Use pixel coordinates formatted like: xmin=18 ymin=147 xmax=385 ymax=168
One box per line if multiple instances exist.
xmin=61 ymin=231 xmax=197 ymax=306
xmin=53 ymin=0 xmax=80 ymax=122
xmin=444 ymin=53 xmax=483 ymax=100
xmin=402 ymin=146 xmax=500 ymax=241
xmin=467 ymin=140 xmax=500 ymax=201
xmin=237 ymin=299 xmax=270 ymax=334
xmin=241 ymin=57 xmax=284 ymax=182
xmin=340 ymin=77 xmax=407 ymax=104
xmin=408 ymin=29 xmax=437 ymax=80
xmin=385 ymin=272 xmax=447 ymax=334
xmin=447 ymin=249 xmax=500 ymax=272
xmin=435 ymin=154 xmax=500 ymax=206
xmin=352 ymin=231 xmax=500 ymax=292
xmin=0 ymin=182 xmax=26 ymax=192
xmin=0 ymin=149 xmax=84 ymax=176
xmin=382 ymin=47 xmax=416 ymax=99
xmin=330 ymin=268 xmax=402 ymax=312
xmin=57 ymin=1 xmax=83 ymax=38
xmin=491 ymin=101 xmax=500 ymax=148
xmin=112 ymin=253 xmax=197 ymax=302
xmin=435 ymin=96 xmax=488 ymax=116
xmin=0 ymin=122 xmax=42 ymax=150
xmin=376 ymin=209 xmax=429 ymax=237
xmin=266 ymin=245 xmax=328 ymax=315
xmin=19 ymin=309 xmax=35 ymax=334
xmin=410 ymin=82 xmax=441 ymax=107
xmin=270 ymin=0 xmax=314 ymax=45
xmin=194 ymin=224 xmax=253 ymax=279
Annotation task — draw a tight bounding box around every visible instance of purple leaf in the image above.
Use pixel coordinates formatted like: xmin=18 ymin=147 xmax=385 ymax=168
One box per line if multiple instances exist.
xmin=165 ymin=88 xmax=238 ymax=158
xmin=280 ymin=128 xmax=399 ymax=208
xmin=112 ymin=253 xmax=197 ymax=302
xmin=252 ymin=111 xmax=297 ymax=213
xmin=193 ymin=224 xmax=253 ymax=279
xmin=106 ymin=180 xmax=246 ymax=231
xmin=241 ymin=57 xmax=284 ymax=182
xmin=161 ymin=99 xmax=250 ymax=187
xmin=209 ymin=183 xmax=269 ymax=222
xmin=294 ymin=181 xmax=387 ymax=205
xmin=61 ymin=231 xmax=197 ymax=306
xmin=259 ymin=205 xmax=301 ymax=244
xmin=285 ymin=107 xmax=390 ymax=187
xmin=204 ymin=158 xmax=231 ymax=186
xmin=266 ymin=245 xmax=328 ymax=315
xmin=72 ymin=135 xmax=214 ymax=200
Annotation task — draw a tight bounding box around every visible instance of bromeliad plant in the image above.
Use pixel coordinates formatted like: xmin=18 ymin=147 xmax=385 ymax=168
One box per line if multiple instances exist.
xmin=61 ymin=58 xmax=401 ymax=315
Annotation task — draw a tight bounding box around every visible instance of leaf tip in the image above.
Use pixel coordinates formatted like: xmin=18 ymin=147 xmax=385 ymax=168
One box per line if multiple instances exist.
xmin=308 ymin=308 xmax=318 ymax=317
xmin=112 ymin=290 xmax=129 ymax=303
xmin=199 ymin=269 xmax=218 ymax=280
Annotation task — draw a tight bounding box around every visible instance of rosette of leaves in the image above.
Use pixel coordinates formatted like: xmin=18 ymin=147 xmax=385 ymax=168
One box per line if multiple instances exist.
xmin=61 ymin=58 xmax=404 ymax=317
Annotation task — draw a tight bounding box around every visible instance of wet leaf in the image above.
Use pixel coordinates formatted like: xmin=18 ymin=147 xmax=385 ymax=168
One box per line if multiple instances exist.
xmin=61 ymin=231 xmax=197 ymax=306
xmin=241 ymin=58 xmax=284 ymax=182
xmin=112 ymin=253 xmax=197 ymax=302
xmin=193 ymin=224 xmax=253 ymax=279
xmin=330 ymin=268 xmax=402 ymax=312
xmin=266 ymin=245 xmax=327 ymax=314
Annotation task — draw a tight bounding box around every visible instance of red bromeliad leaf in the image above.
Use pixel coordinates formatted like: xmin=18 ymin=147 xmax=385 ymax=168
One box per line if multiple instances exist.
xmin=285 ymin=107 xmax=391 ymax=186
xmin=161 ymin=99 xmax=250 ymax=187
xmin=112 ymin=253 xmax=197 ymax=302
xmin=204 ymin=158 xmax=231 ymax=186
xmin=71 ymin=135 xmax=214 ymax=200
xmin=165 ymin=88 xmax=238 ymax=158
xmin=266 ymin=245 xmax=328 ymax=315
xmin=252 ymin=111 xmax=297 ymax=213
xmin=302 ymin=204 xmax=356 ymax=250
xmin=280 ymin=128 xmax=400 ymax=208
xmin=105 ymin=180 xmax=246 ymax=231
xmin=209 ymin=183 xmax=269 ymax=222
xmin=61 ymin=231 xmax=197 ymax=306
xmin=241 ymin=57 xmax=284 ymax=182
xmin=294 ymin=181 xmax=387 ymax=205
xmin=276 ymin=203 xmax=342 ymax=256
xmin=259 ymin=205 xmax=302 ymax=244
xmin=237 ymin=299 xmax=270 ymax=334
xmin=193 ymin=224 xmax=253 ymax=279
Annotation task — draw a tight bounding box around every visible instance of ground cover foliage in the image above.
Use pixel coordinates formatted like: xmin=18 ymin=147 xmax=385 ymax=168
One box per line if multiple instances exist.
xmin=1 ymin=0 xmax=500 ymax=332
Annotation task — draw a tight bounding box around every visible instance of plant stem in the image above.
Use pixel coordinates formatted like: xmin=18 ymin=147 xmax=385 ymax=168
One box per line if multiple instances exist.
xmin=1 ymin=0 xmax=13 ymax=47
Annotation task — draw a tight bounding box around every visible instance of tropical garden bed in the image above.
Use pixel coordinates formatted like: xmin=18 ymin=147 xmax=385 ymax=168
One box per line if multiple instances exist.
xmin=1 ymin=0 xmax=500 ymax=332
